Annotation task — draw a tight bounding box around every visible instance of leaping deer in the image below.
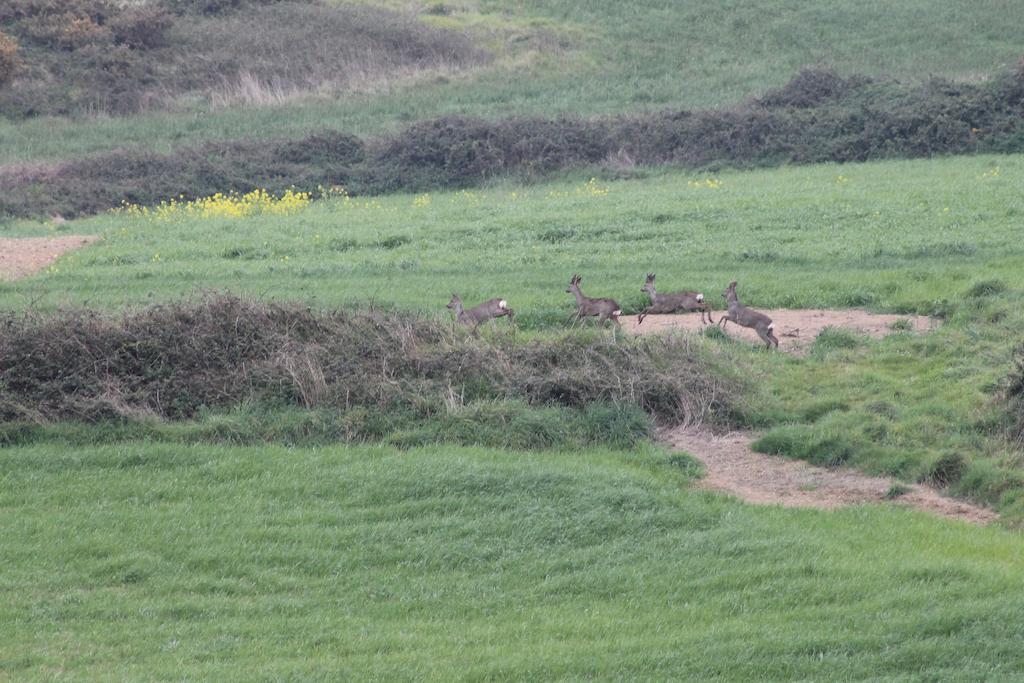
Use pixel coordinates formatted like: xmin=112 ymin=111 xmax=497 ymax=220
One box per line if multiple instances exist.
xmin=565 ymin=274 xmax=622 ymax=327
xmin=719 ymin=280 xmax=778 ymax=349
xmin=638 ymin=273 xmax=713 ymax=324
xmin=446 ymin=294 xmax=514 ymax=334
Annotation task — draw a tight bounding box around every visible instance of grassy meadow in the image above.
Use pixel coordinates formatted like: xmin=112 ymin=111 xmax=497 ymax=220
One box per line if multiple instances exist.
xmin=4 ymin=442 xmax=1024 ymax=680
xmin=4 ymin=154 xmax=1024 ymax=518
xmin=5 ymin=1 xmax=1024 ymax=677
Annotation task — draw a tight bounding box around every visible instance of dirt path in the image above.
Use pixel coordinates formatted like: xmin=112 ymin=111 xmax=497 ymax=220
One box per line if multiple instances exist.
xmin=0 ymin=235 xmax=98 ymax=281
xmin=664 ymin=427 xmax=997 ymax=525
xmin=626 ymin=309 xmax=935 ymax=353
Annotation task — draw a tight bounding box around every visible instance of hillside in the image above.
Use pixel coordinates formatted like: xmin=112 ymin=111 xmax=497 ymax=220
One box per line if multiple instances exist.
xmin=1 ymin=0 xmax=1023 ymax=164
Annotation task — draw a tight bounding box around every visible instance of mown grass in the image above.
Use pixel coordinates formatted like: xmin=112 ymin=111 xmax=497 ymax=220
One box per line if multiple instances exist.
xmin=4 ymin=154 xmax=1024 ymax=517
xmin=2 ymin=441 xmax=1023 ymax=680
xmin=2 ymin=0 xmax=1023 ymax=163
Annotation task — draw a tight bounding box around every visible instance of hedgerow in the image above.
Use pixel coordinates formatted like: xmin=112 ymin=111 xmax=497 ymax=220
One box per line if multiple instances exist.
xmin=4 ymin=66 xmax=1024 ymax=219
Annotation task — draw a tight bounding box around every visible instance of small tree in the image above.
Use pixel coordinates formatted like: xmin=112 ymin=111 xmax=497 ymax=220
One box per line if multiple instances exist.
xmin=0 ymin=32 xmax=19 ymax=87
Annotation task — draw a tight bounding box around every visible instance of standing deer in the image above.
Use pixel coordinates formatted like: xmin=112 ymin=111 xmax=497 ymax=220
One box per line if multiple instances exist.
xmin=565 ymin=274 xmax=622 ymax=327
xmin=446 ymin=294 xmax=514 ymax=334
xmin=719 ymin=281 xmax=778 ymax=349
xmin=637 ymin=273 xmax=713 ymax=324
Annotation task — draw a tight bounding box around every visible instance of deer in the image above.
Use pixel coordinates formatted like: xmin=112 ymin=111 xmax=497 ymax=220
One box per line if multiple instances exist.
xmin=718 ymin=280 xmax=778 ymax=349
xmin=446 ymin=294 xmax=514 ymax=334
xmin=565 ymin=274 xmax=622 ymax=327
xmin=637 ymin=273 xmax=713 ymax=324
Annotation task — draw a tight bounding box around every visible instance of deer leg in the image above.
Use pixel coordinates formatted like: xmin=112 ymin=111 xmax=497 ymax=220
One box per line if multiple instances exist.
xmin=768 ymin=330 xmax=780 ymax=349
xmin=505 ymin=307 xmax=516 ymax=325
xmin=637 ymin=307 xmax=649 ymax=324
xmin=755 ymin=326 xmax=773 ymax=349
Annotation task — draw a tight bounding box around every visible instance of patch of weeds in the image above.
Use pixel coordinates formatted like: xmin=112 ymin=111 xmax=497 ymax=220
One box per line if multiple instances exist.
xmin=965 ymin=279 xmax=1007 ymax=298
xmin=739 ymin=250 xmax=781 ymax=262
xmin=811 ymin=326 xmax=863 ymax=356
xmin=327 ymin=237 xmax=359 ymax=252
xmin=752 ymin=426 xmax=858 ymax=468
xmin=221 ymin=246 xmax=270 ymax=260
xmin=800 ymin=399 xmax=848 ymax=422
xmin=903 ymin=242 xmax=977 ymax=259
xmin=700 ymin=325 xmax=730 ymax=342
xmin=885 ymin=483 xmax=911 ymax=499
xmin=922 ymin=451 xmax=967 ymax=487
xmin=836 ymin=290 xmax=875 ymax=307
xmin=888 ymin=319 xmax=913 ymax=332
xmin=537 ymin=227 xmax=576 ymax=242
xmin=376 ymin=235 xmax=411 ymax=249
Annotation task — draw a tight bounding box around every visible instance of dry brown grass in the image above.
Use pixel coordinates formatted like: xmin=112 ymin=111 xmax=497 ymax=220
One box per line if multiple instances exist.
xmin=0 ymin=294 xmax=739 ymax=425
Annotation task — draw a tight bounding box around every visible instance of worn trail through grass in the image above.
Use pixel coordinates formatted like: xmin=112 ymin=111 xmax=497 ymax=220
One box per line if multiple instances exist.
xmin=666 ymin=428 xmax=998 ymax=525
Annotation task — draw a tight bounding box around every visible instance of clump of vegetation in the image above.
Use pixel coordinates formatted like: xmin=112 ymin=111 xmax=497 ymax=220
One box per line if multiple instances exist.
xmin=965 ymin=279 xmax=1008 ymax=298
xmin=0 ymin=294 xmax=739 ymax=429
xmin=885 ymin=483 xmax=911 ymax=499
xmin=811 ymin=326 xmax=864 ymax=356
xmin=752 ymin=426 xmax=858 ymax=468
xmin=923 ymin=451 xmax=967 ymax=487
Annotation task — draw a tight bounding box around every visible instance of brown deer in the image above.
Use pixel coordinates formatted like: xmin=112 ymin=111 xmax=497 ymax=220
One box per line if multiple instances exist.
xmin=719 ymin=281 xmax=778 ymax=349
xmin=446 ymin=294 xmax=514 ymax=334
xmin=565 ymin=274 xmax=622 ymax=327
xmin=638 ymin=273 xmax=713 ymax=324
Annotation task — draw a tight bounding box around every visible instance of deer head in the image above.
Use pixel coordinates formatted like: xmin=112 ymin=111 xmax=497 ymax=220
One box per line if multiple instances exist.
xmin=641 ymin=273 xmax=656 ymax=294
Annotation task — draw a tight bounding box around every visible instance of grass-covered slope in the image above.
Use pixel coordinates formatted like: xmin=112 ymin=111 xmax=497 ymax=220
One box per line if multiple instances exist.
xmin=2 ymin=442 xmax=1023 ymax=680
xmin=2 ymin=0 xmax=1023 ymax=163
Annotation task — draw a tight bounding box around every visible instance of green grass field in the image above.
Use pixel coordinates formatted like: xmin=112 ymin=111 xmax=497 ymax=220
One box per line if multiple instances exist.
xmin=4 ymin=154 xmax=1024 ymax=518
xmin=3 ymin=442 xmax=1023 ymax=680
xmin=5 ymin=155 xmax=1020 ymax=318
xmin=5 ymin=2 xmax=1024 ymax=673
xmin=2 ymin=0 xmax=1022 ymax=164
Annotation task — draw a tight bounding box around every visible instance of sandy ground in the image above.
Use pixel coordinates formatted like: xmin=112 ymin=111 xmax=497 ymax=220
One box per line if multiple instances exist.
xmin=625 ymin=309 xmax=935 ymax=353
xmin=0 ymin=235 xmax=98 ymax=281
xmin=664 ymin=427 xmax=997 ymax=525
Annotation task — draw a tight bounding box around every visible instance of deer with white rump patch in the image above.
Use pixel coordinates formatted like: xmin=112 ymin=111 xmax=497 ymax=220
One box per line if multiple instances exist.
xmin=719 ymin=280 xmax=779 ymax=349
xmin=638 ymin=273 xmax=713 ymax=324
xmin=446 ymin=294 xmax=514 ymax=334
xmin=566 ymin=274 xmax=621 ymax=327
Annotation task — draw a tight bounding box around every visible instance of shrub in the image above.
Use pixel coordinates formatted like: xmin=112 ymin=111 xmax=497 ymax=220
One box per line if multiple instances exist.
xmin=0 ymin=294 xmax=740 ymax=426
xmin=109 ymin=5 xmax=173 ymax=49
xmin=0 ymin=31 xmax=20 ymax=85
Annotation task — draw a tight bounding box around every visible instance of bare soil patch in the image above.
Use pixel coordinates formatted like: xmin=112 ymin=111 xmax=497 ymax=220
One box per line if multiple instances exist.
xmin=0 ymin=236 xmax=98 ymax=281
xmin=664 ymin=427 xmax=997 ymax=525
xmin=626 ymin=309 xmax=935 ymax=352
